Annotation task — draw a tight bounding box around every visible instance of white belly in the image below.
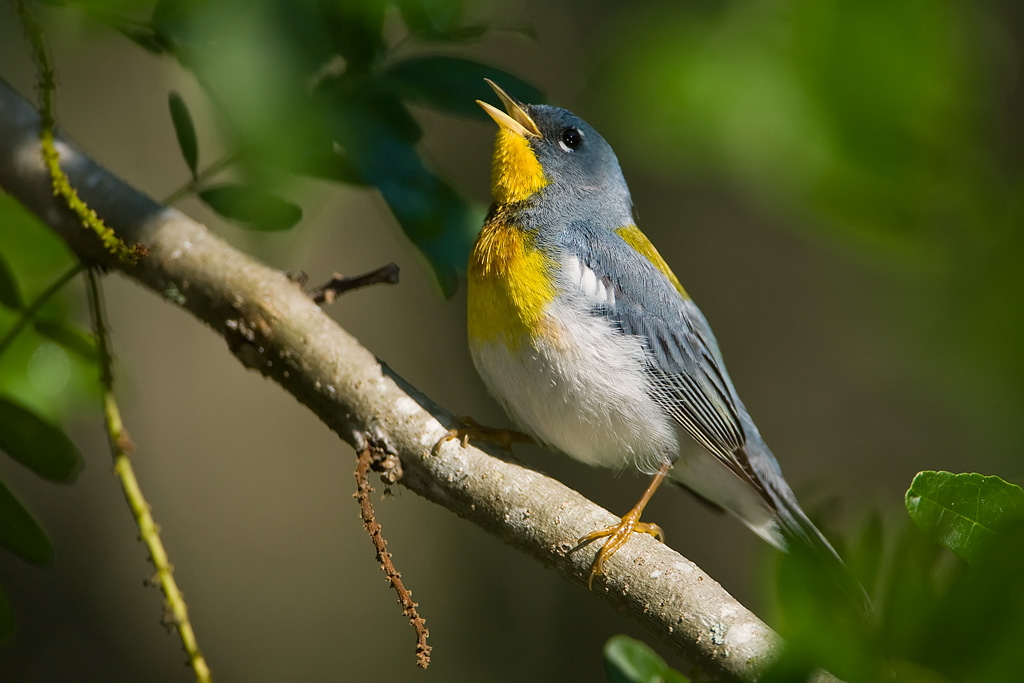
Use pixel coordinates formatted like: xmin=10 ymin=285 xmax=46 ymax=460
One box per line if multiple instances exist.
xmin=470 ymin=297 xmax=678 ymax=474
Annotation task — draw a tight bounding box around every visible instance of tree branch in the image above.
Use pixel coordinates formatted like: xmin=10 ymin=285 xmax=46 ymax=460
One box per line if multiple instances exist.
xmin=0 ymin=78 xmax=837 ymax=683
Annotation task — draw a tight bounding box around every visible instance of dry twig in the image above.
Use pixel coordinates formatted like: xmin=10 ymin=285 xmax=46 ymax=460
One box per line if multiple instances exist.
xmin=354 ymin=444 xmax=431 ymax=668
xmin=308 ymin=263 xmax=400 ymax=305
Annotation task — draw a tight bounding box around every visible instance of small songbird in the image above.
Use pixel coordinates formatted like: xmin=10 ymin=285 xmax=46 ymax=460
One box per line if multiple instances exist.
xmin=467 ymin=80 xmax=857 ymax=596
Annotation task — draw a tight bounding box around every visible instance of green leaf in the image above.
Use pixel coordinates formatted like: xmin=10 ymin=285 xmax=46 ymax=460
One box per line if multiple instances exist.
xmin=397 ymin=0 xmax=486 ymax=42
xmin=333 ymin=85 xmax=423 ymax=143
xmin=0 ymin=253 xmax=23 ymax=310
xmin=318 ymin=0 xmax=387 ymax=71
xmin=33 ymin=318 xmax=98 ymax=360
xmin=0 ymin=584 xmax=13 ymax=643
xmin=0 ymin=479 xmax=53 ymax=565
xmin=0 ymin=397 xmax=83 ymax=482
xmin=96 ymin=12 xmax=170 ymax=55
xmin=905 ymin=471 xmax=1024 ymax=564
xmin=604 ymin=635 xmax=689 ymax=683
xmin=117 ymin=25 xmax=170 ymax=55
xmin=286 ymin=145 xmax=370 ymax=186
xmin=322 ymin=88 xmax=479 ymax=295
xmin=198 ymin=184 xmax=303 ymax=231
xmin=384 ymin=56 xmax=544 ymax=118
xmin=168 ymin=91 xmax=199 ymax=178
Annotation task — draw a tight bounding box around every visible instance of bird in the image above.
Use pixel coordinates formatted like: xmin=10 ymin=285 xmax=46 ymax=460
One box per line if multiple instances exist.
xmin=466 ymin=79 xmax=861 ymax=602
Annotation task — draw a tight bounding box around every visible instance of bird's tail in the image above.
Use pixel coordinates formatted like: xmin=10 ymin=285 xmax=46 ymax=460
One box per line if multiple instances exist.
xmin=668 ymin=432 xmax=870 ymax=613
xmin=770 ymin=485 xmax=872 ymax=616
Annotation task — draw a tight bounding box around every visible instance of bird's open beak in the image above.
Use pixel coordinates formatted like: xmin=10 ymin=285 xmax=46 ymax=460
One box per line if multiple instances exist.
xmin=476 ymin=79 xmax=541 ymax=138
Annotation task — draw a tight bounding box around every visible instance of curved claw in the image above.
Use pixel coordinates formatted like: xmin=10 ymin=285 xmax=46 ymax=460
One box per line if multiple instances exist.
xmin=432 ymin=427 xmax=468 ymax=456
xmin=582 ymin=516 xmax=665 ymax=589
xmin=431 ymin=416 xmax=533 ymax=456
xmin=579 ymin=460 xmax=673 ymax=589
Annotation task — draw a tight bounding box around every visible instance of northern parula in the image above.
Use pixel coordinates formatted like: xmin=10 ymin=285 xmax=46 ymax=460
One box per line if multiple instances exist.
xmin=468 ymin=80 xmax=853 ymax=594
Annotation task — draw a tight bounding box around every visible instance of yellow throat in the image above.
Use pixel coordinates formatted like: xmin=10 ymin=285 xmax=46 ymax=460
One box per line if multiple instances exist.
xmin=476 ymin=80 xmax=547 ymax=205
xmin=490 ymin=128 xmax=547 ymax=204
xmin=468 ymin=82 xmax=555 ymax=348
xmin=467 ymin=216 xmax=556 ymax=348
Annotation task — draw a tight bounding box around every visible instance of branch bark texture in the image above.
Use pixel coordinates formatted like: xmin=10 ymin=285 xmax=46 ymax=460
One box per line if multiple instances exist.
xmin=0 ymin=78 xmax=836 ymax=683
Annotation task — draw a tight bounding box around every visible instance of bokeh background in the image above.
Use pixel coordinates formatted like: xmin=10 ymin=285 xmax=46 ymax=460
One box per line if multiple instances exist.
xmin=0 ymin=0 xmax=1022 ymax=680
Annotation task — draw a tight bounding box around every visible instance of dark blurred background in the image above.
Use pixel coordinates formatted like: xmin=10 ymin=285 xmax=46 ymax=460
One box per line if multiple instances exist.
xmin=0 ymin=0 xmax=1021 ymax=681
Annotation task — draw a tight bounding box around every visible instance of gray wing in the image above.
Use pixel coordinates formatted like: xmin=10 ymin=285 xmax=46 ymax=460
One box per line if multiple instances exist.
xmin=632 ymin=303 xmax=747 ymax=461
xmin=558 ymin=222 xmax=771 ymax=494
xmin=558 ymin=224 xmax=868 ymax=609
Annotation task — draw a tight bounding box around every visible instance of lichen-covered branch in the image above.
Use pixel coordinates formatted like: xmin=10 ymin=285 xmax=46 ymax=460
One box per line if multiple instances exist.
xmin=15 ymin=0 xmax=143 ymax=263
xmin=0 ymin=77 xmax=838 ymax=683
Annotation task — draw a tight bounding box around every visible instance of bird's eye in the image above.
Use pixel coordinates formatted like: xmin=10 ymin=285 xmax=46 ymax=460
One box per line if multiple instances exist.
xmin=560 ymin=127 xmax=582 ymax=151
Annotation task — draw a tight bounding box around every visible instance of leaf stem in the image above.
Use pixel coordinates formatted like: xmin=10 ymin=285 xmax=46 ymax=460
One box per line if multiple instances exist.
xmin=86 ymin=269 xmax=213 ymax=683
xmin=163 ymin=152 xmax=241 ymax=205
xmin=0 ymin=263 xmax=83 ymax=360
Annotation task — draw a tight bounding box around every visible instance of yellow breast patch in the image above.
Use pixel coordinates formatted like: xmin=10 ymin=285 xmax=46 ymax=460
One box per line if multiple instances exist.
xmin=615 ymin=225 xmax=689 ymax=299
xmin=468 ymin=220 xmax=556 ymax=348
xmin=491 ymin=128 xmax=547 ymax=205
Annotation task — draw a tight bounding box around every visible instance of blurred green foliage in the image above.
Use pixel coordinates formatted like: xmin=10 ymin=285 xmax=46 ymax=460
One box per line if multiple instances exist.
xmin=0 ymin=478 xmax=54 ymax=566
xmin=65 ymin=0 xmax=543 ymax=295
xmin=0 ymin=258 xmax=23 ymax=310
xmin=603 ymin=470 xmax=1024 ymax=681
xmin=0 ymin=197 xmax=92 ymax=417
xmin=167 ymin=91 xmax=198 ymax=178
xmin=0 ymin=197 xmax=89 ymax=639
xmin=197 ymin=184 xmax=303 ymax=231
xmin=604 ymin=635 xmax=689 ymax=683
xmin=0 ymin=397 xmax=83 ymax=482
xmin=601 ymin=0 xmax=1024 ymax=420
xmin=1 ymin=0 xmax=97 ymax=556
xmin=767 ymin=470 xmax=1024 ymax=682
xmin=604 ymin=0 xmax=1008 ymax=248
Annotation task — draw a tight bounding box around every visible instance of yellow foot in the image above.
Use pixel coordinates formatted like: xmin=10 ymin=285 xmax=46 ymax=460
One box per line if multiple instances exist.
xmin=579 ymin=460 xmax=673 ymax=590
xmin=432 ymin=416 xmax=533 ymax=455
xmin=581 ymin=513 xmax=664 ymax=589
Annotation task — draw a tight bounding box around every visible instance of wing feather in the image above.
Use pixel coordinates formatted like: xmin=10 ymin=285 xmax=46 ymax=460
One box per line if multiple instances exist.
xmin=566 ymin=224 xmax=761 ymax=490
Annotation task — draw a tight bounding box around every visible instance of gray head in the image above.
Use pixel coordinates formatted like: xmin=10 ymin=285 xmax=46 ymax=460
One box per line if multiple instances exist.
xmin=478 ymin=81 xmax=634 ymax=229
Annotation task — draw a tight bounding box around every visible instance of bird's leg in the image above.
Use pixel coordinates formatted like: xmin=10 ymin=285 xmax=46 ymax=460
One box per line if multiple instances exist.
xmin=432 ymin=416 xmax=534 ymax=455
xmin=581 ymin=460 xmax=672 ymax=589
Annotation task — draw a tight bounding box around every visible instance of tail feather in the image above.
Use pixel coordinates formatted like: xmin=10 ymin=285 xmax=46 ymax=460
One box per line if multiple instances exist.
xmin=772 ymin=489 xmax=872 ymax=615
xmin=669 ymin=441 xmax=870 ymax=614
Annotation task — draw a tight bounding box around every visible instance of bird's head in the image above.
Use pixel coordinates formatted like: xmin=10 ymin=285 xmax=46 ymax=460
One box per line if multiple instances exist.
xmin=477 ymin=80 xmax=630 ymax=215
